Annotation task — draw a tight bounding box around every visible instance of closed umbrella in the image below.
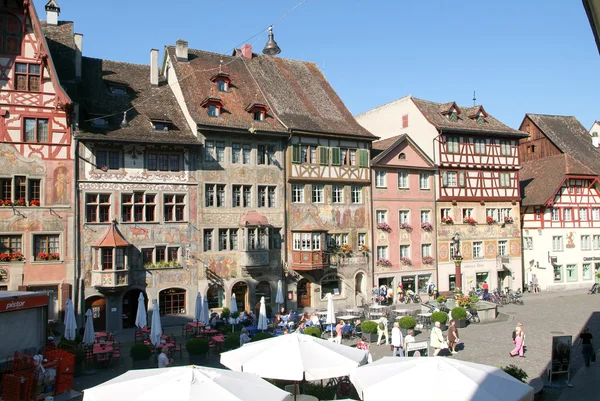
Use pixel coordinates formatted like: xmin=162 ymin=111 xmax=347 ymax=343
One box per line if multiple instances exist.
xmin=195 ymin=292 xmax=202 ymax=321
xmin=349 ymin=357 xmax=534 ymax=401
xmin=229 ymin=294 xmax=239 ymax=330
xmin=135 ymin=292 xmax=147 ymax=329
xmin=150 ymin=300 xmax=163 ymax=347
xmin=257 ymin=296 xmax=268 ymax=331
xmin=200 ymin=295 xmax=210 ymax=326
xmin=83 ymin=365 xmax=293 ymax=401
xmin=82 ymin=309 xmax=96 ymax=345
xmin=325 ymin=293 xmax=336 ymax=339
xmin=63 ymin=298 xmax=77 ymax=341
xmin=275 ymin=280 xmax=284 ymax=306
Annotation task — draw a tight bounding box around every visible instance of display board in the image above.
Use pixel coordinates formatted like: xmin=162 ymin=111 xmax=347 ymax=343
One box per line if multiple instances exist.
xmin=549 ymin=335 xmax=572 ymax=385
xmin=0 ymin=308 xmax=43 ymax=361
xmin=406 ymin=340 xmax=429 ymax=357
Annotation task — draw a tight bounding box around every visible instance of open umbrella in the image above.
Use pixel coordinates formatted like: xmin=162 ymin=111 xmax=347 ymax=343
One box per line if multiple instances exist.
xmin=63 ymin=298 xmax=77 ymax=341
xmin=349 ymin=357 xmax=534 ymax=401
xmin=195 ymin=292 xmax=202 ymax=322
xmin=150 ymin=300 xmax=163 ymax=347
xmin=82 ymin=309 xmax=96 ymax=345
xmin=257 ymin=296 xmax=268 ymax=332
xmin=325 ymin=293 xmax=336 ymax=339
xmin=135 ymin=292 xmax=147 ymax=329
xmin=83 ymin=365 xmax=293 ymax=401
xmin=275 ymin=280 xmax=284 ymax=306
xmin=200 ymin=295 xmax=210 ymax=326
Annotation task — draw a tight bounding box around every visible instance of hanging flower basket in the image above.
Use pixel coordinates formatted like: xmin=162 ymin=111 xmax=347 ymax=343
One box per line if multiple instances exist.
xmin=486 ymin=216 xmax=497 ymax=225
xmin=401 ymin=257 xmax=412 ymax=266
xmin=423 ymin=256 xmax=435 ymax=265
xmin=29 ymin=200 xmax=40 ymax=207
xmin=463 ymin=217 xmax=477 ymax=225
xmin=377 ymin=222 xmax=392 ymax=233
xmin=399 ymin=223 xmax=413 ymax=233
xmin=504 ymin=216 xmax=514 ymax=224
xmin=377 ymin=258 xmax=392 ymax=267
xmin=421 ymin=222 xmax=433 ymax=232
xmin=441 ymin=216 xmax=453 ymax=225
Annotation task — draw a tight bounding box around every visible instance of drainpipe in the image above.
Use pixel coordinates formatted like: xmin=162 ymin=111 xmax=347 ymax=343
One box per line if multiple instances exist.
xmin=73 ymin=132 xmax=82 ymax=323
xmin=369 ymin=166 xmax=376 ymax=297
xmin=432 ymin=130 xmax=442 ymax=289
xmin=282 ymin=133 xmax=291 ymax=312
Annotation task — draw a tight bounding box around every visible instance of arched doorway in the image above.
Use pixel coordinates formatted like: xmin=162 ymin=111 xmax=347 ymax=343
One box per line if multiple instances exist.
xmin=255 ymin=281 xmax=272 ymax=316
xmin=122 ymin=289 xmax=147 ymax=328
xmin=207 ymin=284 xmax=225 ymax=310
xmin=355 ymin=272 xmax=365 ymax=295
xmin=297 ymin=279 xmax=311 ymax=308
xmin=86 ymin=296 xmax=107 ymax=332
xmin=231 ymin=282 xmax=248 ymax=312
xmin=159 ymin=288 xmax=187 ymax=316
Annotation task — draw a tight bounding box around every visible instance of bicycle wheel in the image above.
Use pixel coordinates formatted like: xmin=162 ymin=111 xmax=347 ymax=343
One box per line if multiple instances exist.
xmin=414 ymin=295 xmax=421 ymax=303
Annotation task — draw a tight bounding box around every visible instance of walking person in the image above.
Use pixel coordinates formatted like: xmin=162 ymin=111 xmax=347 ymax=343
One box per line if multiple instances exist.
xmin=510 ymin=326 xmax=525 ymax=357
xmin=430 ymin=321 xmax=444 ymax=356
xmin=447 ymin=320 xmax=459 ymax=355
xmin=376 ymin=312 xmax=389 ymax=346
xmin=532 ymin=275 xmax=539 ymax=293
xmin=334 ymin=319 xmax=344 ymax=344
xmin=577 ymin=326 xmax=594 ymax=367
xmin=391 ymin=322 xmax=404 ymax=357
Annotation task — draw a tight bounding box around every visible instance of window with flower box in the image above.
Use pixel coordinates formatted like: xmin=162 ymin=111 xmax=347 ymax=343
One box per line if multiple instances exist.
xmin=376 ymin=210 xmax=387 ymax=224
xmin=34 ymin=234 xmax=59 ymax=261
xmin=376 ymin=246 xmax=388 ymax=259
xmin=121 ymin=192 xmax=156 ymax=222
xmin=328 ymin=233 xmax=348 ymax=248
xmin=0 ymin=235 xmax=22 ymax=261
xmin=85 ymin=193 xmax=111 ymax=223
xmin=400 ymin=245 xmax=410 ymax=258
xmin=164 ymin=194 xmax=185 ymax=222
xmin=142 ymin=246 xmax=180 ymax=267
xmin=420 ymin=210 xmax=431 ymax=224
xmin=421 ymin=244 xmax=431 ymax=257
xmin=0 ymin=176 xmax=41 ymax=205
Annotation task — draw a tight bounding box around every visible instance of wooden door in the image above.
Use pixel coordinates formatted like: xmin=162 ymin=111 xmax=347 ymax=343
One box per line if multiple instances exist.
xmin=297 ymin=279 xmax=311 ymax=308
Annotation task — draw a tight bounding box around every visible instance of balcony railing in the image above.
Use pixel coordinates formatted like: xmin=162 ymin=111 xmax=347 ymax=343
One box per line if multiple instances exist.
xmin=240 ymin=249 xmax=270 ymax=268
xmin=91 ymin=269 xmax=130 ymax=289
xmin=291 ymin=250 xmax=329 ymax=271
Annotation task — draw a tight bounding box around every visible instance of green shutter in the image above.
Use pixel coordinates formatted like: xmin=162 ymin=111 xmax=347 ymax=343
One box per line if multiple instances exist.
xmin=292 ymin=144 xmax=301 ymax=164
xmin=318 ymin=146 xmax=329 ymax=165
xmin=358 ymin=149 xmax=369 ymax=167
xmin=331 ymin=147 xmax=341 ymax=166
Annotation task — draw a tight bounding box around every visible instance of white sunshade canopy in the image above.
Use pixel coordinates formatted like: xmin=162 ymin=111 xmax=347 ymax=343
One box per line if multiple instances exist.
xmin=83 ymin=365 xmax=293 ymax=401
xmin=350 ymin=357 xmax=534 ymax=401
xmin=221 ymin=332 xmax=368 ymax=381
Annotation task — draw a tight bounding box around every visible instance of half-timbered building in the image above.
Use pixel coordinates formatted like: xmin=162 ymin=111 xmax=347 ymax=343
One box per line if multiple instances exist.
xmin=370 ymin=134 xmax=437 ymax=294
xmin=0 ymin=0 xmax=74 ymax=320
xmin=357 ymin=95 xmax=526 ymax=292
xmin=520 ymin=114 xmax=600 ymax=290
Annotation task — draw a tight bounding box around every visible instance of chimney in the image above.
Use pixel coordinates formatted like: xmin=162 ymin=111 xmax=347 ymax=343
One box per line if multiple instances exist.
xmin=593 ymin=132 xmax=599 ymax=148
xmin=74 ymin=33 xmax=83 ymax=81
xmin=150 ymin=49 xmax=159 ymax=87
xmin=175 ymin=39 xmax=188 ymax=62
xmin=45 ymin=0 xmax=60 ymax=26
xmin=241 ymin=44 xmax=253 ymax=59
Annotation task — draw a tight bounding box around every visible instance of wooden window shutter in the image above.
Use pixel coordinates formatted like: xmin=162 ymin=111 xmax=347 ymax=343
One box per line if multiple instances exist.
xmin=318 ymin=146 xmax=329 ymax=165
xmin=358 ymin=149 xmax=369 ymax=167
xmin=458 ymin=172 xmax=466 ymax=187
xmin=331 ymin=147 xmax=341 ymax=166
xmin=441 ymin=171 xmax=448 ymax=187
xmin=291 ymin=144 xmax=301 ymax=163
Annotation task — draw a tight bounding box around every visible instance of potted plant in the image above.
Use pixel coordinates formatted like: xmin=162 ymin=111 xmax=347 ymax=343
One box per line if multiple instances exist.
xmin=377 ymin=222 xmax=392 ymax=233
xmin=29 ymin=199 xmax=40 ymax=207
xmin=220 ymin=307 xmax=231 ymax=321
xmin=359 ymin=244 xmax=370 ymax=257
xmin=436 ymin=295 xmax=447 ymax=304
xmin=441 ymin=216 xmax=453 ymax=225
xmin=463 ymin=217 xmax=477 ymax=225
xmin=130 ymin=343 xmax=152 ymax=369
xmin=186 ymin=338 xmax=209 ymax=364
xmin=400 ymin=257 xmax=412 ymax=266
xmin=469 ymin=294 xmax=479 ymax=305
xmin=10 ymin=252 xmax=24 ymax=261
xmin=431 ymin=311 xmax=449 ymax=331
xmin=451 ymin=307 xmax=467 ymax=328
xmin=223 ymin=333 xmax=241 ymax=351
xmin=377 ymin=258 xmax=392 ymax=267
xmin=304 ymin=326 xmax=321 ymax=338
xmin=398 ymin=316 xmax=416 ymax=336
xmin=399 ymin=222 xmax=413 ymax=232
xmin=501 ymin=364 xmax=528 ymax=383
xmin=486 ymin=216 xmax=497 ymax=225
xmin=360 ymin=321 xmax=379 ymax=343
xmin=14 ymin=198 xmax=26 ymax=207
xmin=423 ymin=256 xmax=435 ymax=265
xmin=251 ymin=332 xmax=273 ymax=342
xmin=421 ymin=222 xmax=433 ymax=232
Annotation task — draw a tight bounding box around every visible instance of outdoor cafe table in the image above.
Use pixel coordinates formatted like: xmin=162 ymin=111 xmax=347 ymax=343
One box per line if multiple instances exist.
xmin=369 ymin=304 xmax=386 ymax=309
xmin=393 ymin=309 xmax=410 ymax=316
xmin=95 ymin=332 xmax=108 ymax=341
xmin=186 ymin=322 xmax=203 ymax=335
xmin=93 ymin=343 xmax=113 ymax=355
xmin=156 ymin=342 xmax=175 ymax=351
xmin=336 ymin=315 xmax=359 ymax=321
xmin=315 ymin=310 xmax=328 ymax=316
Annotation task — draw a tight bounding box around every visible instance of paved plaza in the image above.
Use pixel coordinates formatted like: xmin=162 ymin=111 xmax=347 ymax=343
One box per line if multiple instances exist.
xmin=71 ymin=288 xmax=600 ymax=400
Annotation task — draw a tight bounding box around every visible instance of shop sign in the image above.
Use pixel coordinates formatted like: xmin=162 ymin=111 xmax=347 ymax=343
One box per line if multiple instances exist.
xmin=0 ymin=294 xmax=48 ymax=312
xmin=583 ymin=257 xmax=600 ymax=261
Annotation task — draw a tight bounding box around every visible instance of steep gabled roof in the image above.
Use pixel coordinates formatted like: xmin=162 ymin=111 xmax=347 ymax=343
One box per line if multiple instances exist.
xmin=40 ymin=21 xmax=77 ymax=84
xmin=166 ymin=46 xmax=375 ymax=138
xmin=411 ymin=97 xmax=526 ymax=138
xmin=525 ymin=114 xmax=600 ymax=174
xmin=520 ymin=154 xmax=597 ymax=206
xmin=371 ymin=134 xmax=434 ymax=167
xmin=94 ymin=223 xmax=130 ymax=248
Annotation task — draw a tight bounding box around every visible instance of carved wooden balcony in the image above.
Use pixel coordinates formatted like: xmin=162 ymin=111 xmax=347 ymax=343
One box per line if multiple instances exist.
xmin=291 ymin=250 xmax=329 ymax=271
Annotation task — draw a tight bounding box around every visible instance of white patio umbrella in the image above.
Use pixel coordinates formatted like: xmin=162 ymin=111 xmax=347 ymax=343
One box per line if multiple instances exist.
xmin=200 ymin=295 xmax=210 ymax=326
xmin=221 ymin=332 xmax=368 ymax=381
xmin=83 ymin=365 xmax=293 ymax=401
xmin=82 ymin=309 xmax=96 ymax=345
xmin=275 ymin=280 xmax=284 ymax=306
xmin=194 ymin=292 xmax=202 ymax=321
xmin=230 ymin=293 xmax=238 ymax=314
xmin=63 ymin=298 xmax=77 ymax=341
xmin=150 ymin=299 xmax=163 ymax=347
xmin=325 ymin=293 xmax=336 ymax=339
xmin=349 ymin=357 xmax=534 ymax=401
xmin=135 ymin=292 xmax=147 ymax=329
xmin=257 ymin=296 xmax=268 ymax=332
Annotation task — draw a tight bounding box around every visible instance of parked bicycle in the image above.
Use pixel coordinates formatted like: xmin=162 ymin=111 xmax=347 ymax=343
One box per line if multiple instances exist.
xmin=403 ymin=289 xmax=422 ymax=304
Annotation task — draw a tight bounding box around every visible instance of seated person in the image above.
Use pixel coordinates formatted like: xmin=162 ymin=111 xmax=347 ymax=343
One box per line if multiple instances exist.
xmin=296 ymin=321 xmax=306 ymax=333
xmin=310 ymin=312 xmax=321 ymax=327
xmin=300 ymin=312 xmax=309 ymax=323
xmin=158 ymin=348 xmax=174 ymax=368
xmin=239 ymin=328 xmax=251 ymax=346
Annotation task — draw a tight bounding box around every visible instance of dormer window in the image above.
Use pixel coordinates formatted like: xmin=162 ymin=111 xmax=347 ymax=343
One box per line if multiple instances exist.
xmin=200 ymin=96 xmax=224 ymax=119
xmin=151 ymin=120 xmax=172 ymax=131
xmin=477 ymin=115 xmax=484 ymax=125
xmin=468 ymin=106 xmax=487 ymax=125
xmin=109 ymin=85 xmax=127 ymax=96
xmin=210 ymin=71 xmax=231 ymax=92
xmin=245 ymin=101 xmax=268 ymax=122
xmin=449 ymin=111 xmax=458 ymax=122
xmin=217 ymin=80 xmax=228 ymax=92
xmin=208 ymin=105 xmax=219 ymax=118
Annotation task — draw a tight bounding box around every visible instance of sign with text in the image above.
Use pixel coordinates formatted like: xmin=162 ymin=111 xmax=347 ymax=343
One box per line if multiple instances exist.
xmin=551 ymin=335 xmax=572 ymax=375
xmin=0 ymin=294 xmax=48 ymax=313
xmin=406 ymin=341 xmax=428 ymax=357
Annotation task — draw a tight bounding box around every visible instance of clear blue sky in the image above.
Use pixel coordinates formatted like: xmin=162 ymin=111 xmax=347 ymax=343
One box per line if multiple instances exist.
xmin=35 ymin=0 xmax=600 ymax=130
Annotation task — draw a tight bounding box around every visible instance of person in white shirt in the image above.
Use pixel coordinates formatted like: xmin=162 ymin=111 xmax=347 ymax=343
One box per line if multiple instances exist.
xmin=391 ymin=322 xmax=404 ymax=357
xmin=239 ymin=327 xmax=251 ymax=346
xmin=376 ymin=313 xmax=389 ymax=346
xmin=158 ymin=347 xmax=173 ymax=368
xmin=310 ymin=312 xmax=320 ymax=328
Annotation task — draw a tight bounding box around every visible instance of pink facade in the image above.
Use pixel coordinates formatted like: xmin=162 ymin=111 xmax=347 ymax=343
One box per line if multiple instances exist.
xmin=371 ymin=135 xmax=437 ymax=293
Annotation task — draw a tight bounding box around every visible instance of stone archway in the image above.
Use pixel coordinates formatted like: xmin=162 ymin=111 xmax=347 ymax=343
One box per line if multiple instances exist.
xmin=231 ymin=281 xmax=248 ymax=312
xmin=122 ymin=289 xmax=148 ymax=329
xmin=86 ymin=295 xmax=107 ymax=331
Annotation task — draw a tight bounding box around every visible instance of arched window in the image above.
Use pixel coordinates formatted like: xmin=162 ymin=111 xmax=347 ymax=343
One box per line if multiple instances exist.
xmin=207 ymin=283 xmax=224 ymax=309
xmin=0 ymin=14 xmax=21 ymax=55
xmin=232 ymin=281 xmax=248 ymax=311
xmin=159 ymin=288 xmax=186 ymax=316
xmin=321 ymin=275 xmax=343 ymax=299
xmin=355 ymin=272 xmax=365 ymax=295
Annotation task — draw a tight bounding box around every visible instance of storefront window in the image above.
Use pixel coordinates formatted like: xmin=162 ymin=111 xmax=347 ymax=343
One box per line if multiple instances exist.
xmin=583 ymin=263 xmax=591 ymax=280
xmin=554 ymin=265 xmax=563 ymax=282
xmin=417 ymin=275 xmax=431 ymax=292
xmin=159 ymin=288 xmax=186 ymax=315
xmin=207 ymin=284 xmax=224 ymax=309
xmin=475 ymin=272 xmax=488 ymax=289
xmin=449 ymin=275 xmax=456 ymax=291
xmin=566 ymin=264 xmax=577 ymax=282
xmin=321 ymin=275 xmax=342 ymax=299
xmin=401 ymin=275 xmax=415 ymax=292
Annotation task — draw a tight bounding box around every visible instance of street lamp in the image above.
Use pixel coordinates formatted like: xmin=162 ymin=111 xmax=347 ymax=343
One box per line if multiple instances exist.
xmin=452 ymin=232 xmax=463 ymax=292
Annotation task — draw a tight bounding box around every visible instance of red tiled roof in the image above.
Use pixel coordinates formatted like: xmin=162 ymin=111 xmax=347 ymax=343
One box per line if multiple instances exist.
xmin=94 ymin=224 xmax=130 ymax=248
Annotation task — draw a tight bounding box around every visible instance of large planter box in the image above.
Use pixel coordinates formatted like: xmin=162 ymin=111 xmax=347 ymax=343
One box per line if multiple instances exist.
xmin=455 ymin=319 xmax=467 ymax=329
xmin=363 ymin=332 xmax=378 ymax=343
